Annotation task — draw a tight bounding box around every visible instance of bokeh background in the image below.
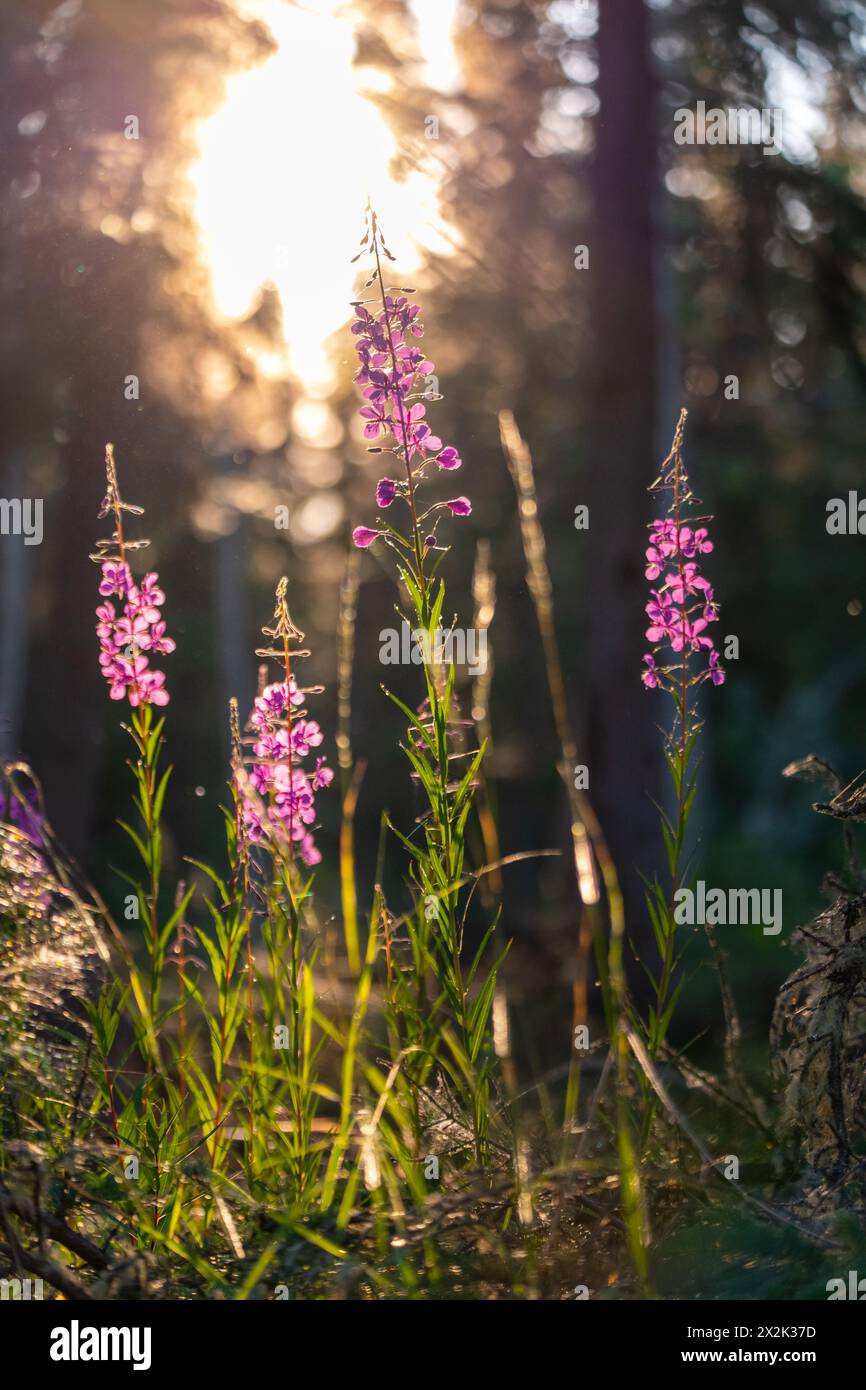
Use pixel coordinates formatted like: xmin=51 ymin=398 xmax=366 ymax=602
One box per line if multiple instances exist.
xmin=2 ymin=0 xmax=866 ymax=1065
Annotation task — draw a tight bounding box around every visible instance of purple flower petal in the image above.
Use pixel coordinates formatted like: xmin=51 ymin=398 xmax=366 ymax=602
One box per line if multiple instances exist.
xmin=352 ymin=526 xmax=382 ymax=549
xmin=437 ymin=447 xmax=462 ymax=471
xmin=375 ymin=478 xmax=397 ymax=508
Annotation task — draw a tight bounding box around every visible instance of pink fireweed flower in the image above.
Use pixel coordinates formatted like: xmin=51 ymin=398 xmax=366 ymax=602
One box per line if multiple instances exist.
xmin=352 ymin=526 xmax=382 ymax=548
xmin=436 ymin=447 xmax=461 ymax=471
xmin=350 ymin=207 xmax=469 ymax=552
xmin=132 ymin=669 xmax=169 ymax=708
xmin=312 ymin=756 xmax=334 ymax=791
xmin=645 ymin=546 xmax=666 ymax=582
xmin=641 ymin=654 xmax=659 ymax=690
xmin=645 ymin=590 xmax=679 ymax=642
xmin=664 ymin=563 xmax=712 ymax=606
xmin=641 ymin=416 xmax=724 ymax=694
xmin=138 ymin=619 xmax=175 ymax=656
xmin=99 ymin=561 xmax=132 ymax=599
xmin=95 ymin=600 xmax=117 ymax=641
xmin=131 ymin=573 xmax=166 ymax=622
xmin=289 ymin=718 xmax=324 ymax=757
xmin=669 ymin=616 xmax=714 ymax=654
xmin=679 ymin=526 xmax=713 ymax=559
xmin=376 ymin=478 xmax=397 ymax=508
xmin=92 ymin=448 xmax=174 ymax=709
xmin=252 ymin=679 xmax=304 ymax=724
xmin=644 ymin=518 xmax=678 ymax=579
xmin=107 ymin=653 xmax=148 ymax=702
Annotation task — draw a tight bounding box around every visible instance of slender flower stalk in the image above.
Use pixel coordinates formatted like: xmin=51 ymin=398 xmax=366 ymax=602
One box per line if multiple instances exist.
xmin=349 ymin=210 xmax=502 ymax=1166
xmin=640 ymin=410 xmax=726 ymax=1137
xmin=91 ymin=445 xmax=174 ymax=1029
xmin=234 ymin=582 xmax=332 ymax=1194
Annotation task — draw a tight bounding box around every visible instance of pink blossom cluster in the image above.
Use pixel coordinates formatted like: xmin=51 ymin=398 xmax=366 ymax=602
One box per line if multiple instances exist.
xmin=96 ymin=561 xmax=175 ymax=707
xmin=242 ymin=679 xmax=333 ymax=867
xmin=642 ymin=519 xmax=725 ymax=691
xmin=350 ymin=294 xmax=470 ymax=548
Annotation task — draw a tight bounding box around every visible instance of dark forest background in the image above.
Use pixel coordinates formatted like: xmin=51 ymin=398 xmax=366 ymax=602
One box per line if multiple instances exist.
xmin=3 ymin=0 xmax=866 ymax=1062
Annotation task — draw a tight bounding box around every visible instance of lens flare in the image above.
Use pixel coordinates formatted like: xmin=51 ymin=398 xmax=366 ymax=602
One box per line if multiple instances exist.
xmin=188 ymin=0 xmax=457 ymax=392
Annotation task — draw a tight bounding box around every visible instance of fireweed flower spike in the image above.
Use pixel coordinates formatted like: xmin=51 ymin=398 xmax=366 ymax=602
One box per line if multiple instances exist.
xmin=349 ymin=204 xmax=467 ymax=615
xmin=642 ymin=412 xmax=724 ymax=694
xmin=91 ymin=443 xmax=176 ymax=1026
xmin=638 ymin=410 xmax=727 ymax=1136
xmin=242 ymin=578 xmax=333 ymax=867
xmin=91 ymin=444 xmax=174 ymax=707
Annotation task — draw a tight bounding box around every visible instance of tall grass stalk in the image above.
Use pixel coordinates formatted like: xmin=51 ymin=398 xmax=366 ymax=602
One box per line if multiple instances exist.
xmin=499 ymin=410 xmax=649 ymax=1283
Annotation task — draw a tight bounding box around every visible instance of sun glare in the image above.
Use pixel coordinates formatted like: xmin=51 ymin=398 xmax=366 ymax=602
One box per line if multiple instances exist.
xmin=188 ymin=0 xmax=458 ymax=394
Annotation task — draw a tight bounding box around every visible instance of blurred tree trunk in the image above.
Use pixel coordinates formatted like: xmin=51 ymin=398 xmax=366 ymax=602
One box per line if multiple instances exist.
xmin=32 ymin=426 xmax=116 ymax=860
xmin=584 ymin=0 xmax=660 ymax=926
xmin=25 ymin=262 xmax=130 ymax=862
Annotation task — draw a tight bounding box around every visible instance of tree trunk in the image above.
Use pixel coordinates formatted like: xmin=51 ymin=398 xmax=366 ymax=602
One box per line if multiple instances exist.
xmin=584 ymin=0 xmax=660 ymax=929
